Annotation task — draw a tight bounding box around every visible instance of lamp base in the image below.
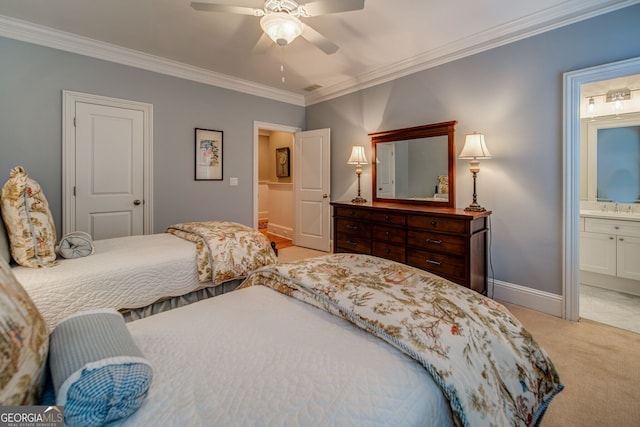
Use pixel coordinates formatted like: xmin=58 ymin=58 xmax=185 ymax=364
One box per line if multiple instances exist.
xmin=464 ymin=203 xmax=486 ymax=212
xmin=351 ymin=196 xmax=367 ymax=203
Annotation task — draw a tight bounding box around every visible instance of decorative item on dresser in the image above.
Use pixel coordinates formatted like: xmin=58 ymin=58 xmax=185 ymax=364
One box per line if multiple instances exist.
xmin=331 ymin=201 xmax=491 ymax=294
xmin=458 ymin=132 xmax=491 ymax=212
xmin=347 ymin=145 xmax=368 ymax=203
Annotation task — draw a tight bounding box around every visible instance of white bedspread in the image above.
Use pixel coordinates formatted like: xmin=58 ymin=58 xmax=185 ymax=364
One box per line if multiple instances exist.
xmin=120 ymin=286 xmax=454 ymax=427
xmin=13 ymin=234 xmax=202 ymax=330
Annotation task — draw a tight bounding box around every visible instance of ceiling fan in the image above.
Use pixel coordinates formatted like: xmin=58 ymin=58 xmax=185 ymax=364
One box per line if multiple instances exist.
xmin=191 ymin=0 xmax=365 ymax=55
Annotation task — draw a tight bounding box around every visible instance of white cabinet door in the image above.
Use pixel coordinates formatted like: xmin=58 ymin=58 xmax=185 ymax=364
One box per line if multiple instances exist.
xmin=617 ymin=235 xmax=640 ymax=281
xmin=580 ymin=231 xmax=616 ymax=276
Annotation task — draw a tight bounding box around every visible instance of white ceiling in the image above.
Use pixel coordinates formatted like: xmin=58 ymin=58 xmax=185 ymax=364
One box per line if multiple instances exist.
xmin=0 ymin=0 xmax=638 ymax=105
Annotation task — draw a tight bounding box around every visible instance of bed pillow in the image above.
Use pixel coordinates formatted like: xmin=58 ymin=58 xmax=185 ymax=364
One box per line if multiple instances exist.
xmin=49 ymin=309 xmax=153 ymax=427
xmin=56 ymin=231 xmax=94 ymax=259
xmin=1 ymin=166 xmax=58 ymax=268
xmin=0 ymin=210 xmax=10 ymax=264
xmin=0 ymin=256 xmax=49 ymax=405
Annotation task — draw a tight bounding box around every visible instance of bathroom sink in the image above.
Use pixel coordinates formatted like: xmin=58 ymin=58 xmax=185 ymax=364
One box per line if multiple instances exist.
xmin=580 ymin=210 xmax=640 ymax=220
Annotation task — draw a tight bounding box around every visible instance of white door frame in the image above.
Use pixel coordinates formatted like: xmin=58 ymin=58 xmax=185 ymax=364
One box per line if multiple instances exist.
xmin=62 ymin=90 xmax=154 ymax=236
xmin=253 ymin=121 xmax=301 ymax=229
xmin=562 ymin=56 xmax=640 ymax=321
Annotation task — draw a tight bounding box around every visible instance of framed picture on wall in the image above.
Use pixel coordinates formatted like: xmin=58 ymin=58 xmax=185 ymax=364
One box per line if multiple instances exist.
xmin=195 ymin=128 xmax=223 ymax=181
xmin=276 ymin=147 xmax=290 ymax=177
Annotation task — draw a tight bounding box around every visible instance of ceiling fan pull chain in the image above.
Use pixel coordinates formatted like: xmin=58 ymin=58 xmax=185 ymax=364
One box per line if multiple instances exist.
xmin=280 ymin=46 xmax=286 ymax=83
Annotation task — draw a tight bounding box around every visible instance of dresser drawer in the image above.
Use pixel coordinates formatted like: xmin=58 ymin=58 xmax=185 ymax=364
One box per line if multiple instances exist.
xmin=407 ymin=250 xmax=465 ymax=281
xmin=371 ymin=211 xmax=406 ymax=226
xmin=372 ymin=224 xmax=406 ymax=244
xmin=336 ymin=235 xmax=372 ymax=254
xmin=335 ymin=218 xmax=371 ymax=238
xmin=407 ymin=215 xmax=466 ymax=234
xmin=407 ymin=230 xmax=465 ymax=255
xmin=372 ymin=242 xmax=405 ymax=263
xmin=335 ymin=207 xmax=371 ymax=221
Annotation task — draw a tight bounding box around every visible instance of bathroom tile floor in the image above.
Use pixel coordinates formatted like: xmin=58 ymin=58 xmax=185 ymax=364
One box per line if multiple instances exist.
xmin=580 ymin=284 xmax=640 ymax=334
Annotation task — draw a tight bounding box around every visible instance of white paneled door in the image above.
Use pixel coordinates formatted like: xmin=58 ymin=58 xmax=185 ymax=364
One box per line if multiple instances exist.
xmin=63 ymin=91 xmax=153 ymax=239
xmin=294 ymin=129 xmax=331 ymax=251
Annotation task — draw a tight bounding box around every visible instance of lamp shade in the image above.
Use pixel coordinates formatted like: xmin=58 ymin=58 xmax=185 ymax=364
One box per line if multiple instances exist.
xmin=348 ymin=145 xmax=368 ymax=165
xmin=260 ymin=13 xmax=303 ymax=46
xmin=459 ymin=133 xmax=491 ymax=159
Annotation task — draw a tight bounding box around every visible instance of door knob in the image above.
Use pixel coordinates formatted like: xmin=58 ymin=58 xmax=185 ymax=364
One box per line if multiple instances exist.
xmin=133 ymin=199 xmax=142 ymax=206
xmin=322 ymin=194 xmax=328 ymax=199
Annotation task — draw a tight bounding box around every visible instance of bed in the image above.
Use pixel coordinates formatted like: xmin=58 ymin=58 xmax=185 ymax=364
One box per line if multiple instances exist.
xmin=1 ymin=253 xmax=561 ymax=427
xmin=6 ymin=221 xmax=278 ymax=330
xmin=1 ymin=166 xmax=278 ymax=330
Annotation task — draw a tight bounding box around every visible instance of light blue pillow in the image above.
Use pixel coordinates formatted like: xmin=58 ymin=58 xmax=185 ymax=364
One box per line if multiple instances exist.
xmin=49 ymin=309 xmax=153 ymax=427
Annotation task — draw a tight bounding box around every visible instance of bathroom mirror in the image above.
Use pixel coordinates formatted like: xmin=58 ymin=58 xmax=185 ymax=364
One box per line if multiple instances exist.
xmin=371 ymin=121 xmax=457 ymax=208
xmin=585 ymin=113 xmax=640 ymax=203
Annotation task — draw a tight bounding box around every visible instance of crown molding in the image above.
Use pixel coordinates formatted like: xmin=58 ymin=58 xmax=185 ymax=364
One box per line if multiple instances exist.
xmin=305 ymin=0 xmax=640 ymax=105
xmin=0 ymin=15 xmax=305 ymax=106
xmin=1 ymin=0 xmax=637 ymax=108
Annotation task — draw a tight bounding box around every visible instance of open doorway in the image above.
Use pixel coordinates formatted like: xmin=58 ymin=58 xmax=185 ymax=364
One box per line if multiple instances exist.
xmin=257 ymin=127 xmax=296 ymax=251
xmin=253 ymin=121 xmax=333 ymax=255
xmin=577 ymin=75 xmax=640 ymax=333
xmin=563 ymin=57 xmax=640 ymax=333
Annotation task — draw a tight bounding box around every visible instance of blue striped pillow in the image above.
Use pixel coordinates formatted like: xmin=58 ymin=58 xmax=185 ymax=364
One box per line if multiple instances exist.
xmin=49 ymin=309 xmax=152 ymax=427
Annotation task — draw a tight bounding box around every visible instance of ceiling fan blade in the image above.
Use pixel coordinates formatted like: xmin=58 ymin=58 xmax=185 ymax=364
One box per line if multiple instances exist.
xmin=301 ymin=24 xmax=339 ymax=55
xmin=299 ymin=0 xmax=364 ymax=16
xmin=190 ymin=2 xmax=263 ymax=16
xmin=252 ymin=33 xmax=273 ymax=54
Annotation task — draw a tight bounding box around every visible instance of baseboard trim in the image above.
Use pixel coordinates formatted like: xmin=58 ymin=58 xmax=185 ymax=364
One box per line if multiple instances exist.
xmin=267 ymin=223 xmax=293 ymax=239
xmin=490 ymin=279 xmax=563 ymax=318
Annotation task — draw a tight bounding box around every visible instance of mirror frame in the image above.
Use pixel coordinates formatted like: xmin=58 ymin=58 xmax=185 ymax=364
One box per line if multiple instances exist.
xmin=370 ymin=120 xmax=457 ymax=208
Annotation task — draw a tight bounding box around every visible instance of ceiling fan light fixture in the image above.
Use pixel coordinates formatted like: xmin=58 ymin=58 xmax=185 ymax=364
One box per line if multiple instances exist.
xmin=260 ymin=12 xmax=303 ymax=46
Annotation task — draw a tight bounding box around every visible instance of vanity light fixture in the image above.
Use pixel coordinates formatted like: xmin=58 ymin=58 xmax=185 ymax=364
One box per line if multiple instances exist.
xmin=459 ymin=132 xmax=491 ymax=212
xmin=587 ymin=97 xmax=596 ymax=118
xmin=606 ymin=88 xmax=631 ymax=115
xmin=348 ymin=145 xmax=368 ymax=203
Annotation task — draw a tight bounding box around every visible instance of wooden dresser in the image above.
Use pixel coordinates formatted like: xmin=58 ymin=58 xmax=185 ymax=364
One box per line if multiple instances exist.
xmin=331 ymin=201 xmax=491 ymax=294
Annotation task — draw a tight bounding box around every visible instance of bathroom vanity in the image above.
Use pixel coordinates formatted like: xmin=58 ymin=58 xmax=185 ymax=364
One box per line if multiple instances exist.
xmin=580 ymin=209 xmax=640 ymax=296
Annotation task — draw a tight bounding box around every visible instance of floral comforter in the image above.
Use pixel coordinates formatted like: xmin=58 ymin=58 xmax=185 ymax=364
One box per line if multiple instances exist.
xmin=240 ymin=254 xmax=563 ymax=427
xmin=167 ymin=221 xmax=277 ymax=284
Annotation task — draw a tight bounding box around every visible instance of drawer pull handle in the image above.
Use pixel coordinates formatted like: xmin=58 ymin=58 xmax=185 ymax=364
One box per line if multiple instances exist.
xmin=426 ymin=239 xmax=442 ymax=244
xmin=346 ymin=225 xmax=358 ymax=230
xmin=385 ymin=249 xmax=391 ymax=254
xmin=426 ymin=259 xmax=441 ymax=266
xmin=609 ymin=237 xmax=614 ymax=240
xmin=431 ymin=221 xmax=437 ymax=226
xmin=385 ymin=215 xmax=391 ymax=220
xmin=619 ymin=238 xmax=624 ymax=242
xmin=614 ymin=226 xmax=620 ymax=230
xmin=346 ymin=240 xmax=359 ymax=246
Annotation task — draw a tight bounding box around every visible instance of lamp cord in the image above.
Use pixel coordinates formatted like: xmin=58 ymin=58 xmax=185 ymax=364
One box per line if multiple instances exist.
xmin=487 ymin=214 xmax=496 ymax=299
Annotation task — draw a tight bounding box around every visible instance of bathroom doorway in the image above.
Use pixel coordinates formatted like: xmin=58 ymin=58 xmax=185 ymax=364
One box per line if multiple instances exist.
xmin=564 ymin=59 xmax=640 ymax=332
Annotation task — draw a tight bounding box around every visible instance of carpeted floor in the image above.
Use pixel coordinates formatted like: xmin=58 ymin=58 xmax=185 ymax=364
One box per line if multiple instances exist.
xmin=276 ymin=245 xmax=327 ymax=263
xmin=503 ymin=303 xmax=640 ymax=427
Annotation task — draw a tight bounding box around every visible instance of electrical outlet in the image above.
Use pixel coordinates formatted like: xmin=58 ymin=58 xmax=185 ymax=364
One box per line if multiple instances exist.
xmin=230 ymin=177 xmax=239 ymax=186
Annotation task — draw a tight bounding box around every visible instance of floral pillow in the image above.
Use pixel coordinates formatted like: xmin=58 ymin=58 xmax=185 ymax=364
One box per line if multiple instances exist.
xmin=0 ymin=255 xmax=49 ymax=405
xmin=1 ymin=166 xmax=58 ymax=267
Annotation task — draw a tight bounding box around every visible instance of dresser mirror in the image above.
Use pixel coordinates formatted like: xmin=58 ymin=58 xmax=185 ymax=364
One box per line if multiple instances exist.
xmin=370 ymin=121 xmax=457 ymax=208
